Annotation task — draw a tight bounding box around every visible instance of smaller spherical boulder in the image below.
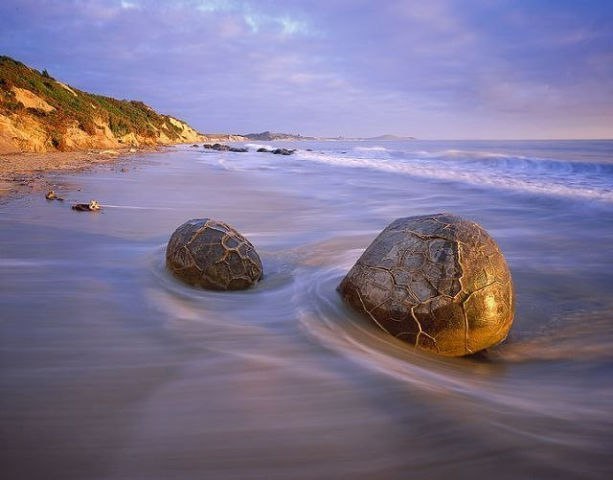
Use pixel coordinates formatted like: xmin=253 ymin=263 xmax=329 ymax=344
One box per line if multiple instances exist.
xmin=338 ymin=213 xmax=514 ymax=356
xmin=166 ymin=218 xmax=263 ymax=290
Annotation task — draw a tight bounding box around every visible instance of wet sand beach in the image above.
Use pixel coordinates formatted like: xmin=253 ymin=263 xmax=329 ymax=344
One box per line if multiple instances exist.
xmin=0 ymin=147 xmax=164 ymax=199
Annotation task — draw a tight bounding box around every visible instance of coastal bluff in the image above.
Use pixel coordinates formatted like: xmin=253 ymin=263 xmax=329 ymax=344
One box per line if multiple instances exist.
xmin=0 ymin=56 xmax=204 ymax=154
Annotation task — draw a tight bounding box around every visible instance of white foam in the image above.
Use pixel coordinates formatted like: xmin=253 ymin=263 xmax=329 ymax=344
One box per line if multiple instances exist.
xmin=295 ymin=150 xmax=613 ymax=203
xmin=245 ymin=143 xmax=273 ymax=151
xmin=354 ymin=146 xmax=388 ymax=152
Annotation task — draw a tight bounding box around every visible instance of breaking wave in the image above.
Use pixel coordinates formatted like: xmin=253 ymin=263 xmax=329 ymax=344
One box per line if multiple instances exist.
xmin=296 ymin=147 xmax=613 ymax=203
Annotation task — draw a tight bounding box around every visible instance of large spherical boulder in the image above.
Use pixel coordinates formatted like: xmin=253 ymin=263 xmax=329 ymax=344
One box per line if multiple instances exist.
xmin=338 ymin=213 xmax=514 ymax=356
xmin=166 ymin=218 xmax=263 ymax=290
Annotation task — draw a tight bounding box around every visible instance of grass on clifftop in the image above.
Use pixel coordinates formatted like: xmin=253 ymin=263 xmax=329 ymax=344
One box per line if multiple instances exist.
xmin=0 ymin=55 xmax=187 ymax=149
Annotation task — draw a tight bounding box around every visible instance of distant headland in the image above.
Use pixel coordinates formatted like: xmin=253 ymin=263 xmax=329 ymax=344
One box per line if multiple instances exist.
xmin=242 ymin=131 xmax=415 ymax=141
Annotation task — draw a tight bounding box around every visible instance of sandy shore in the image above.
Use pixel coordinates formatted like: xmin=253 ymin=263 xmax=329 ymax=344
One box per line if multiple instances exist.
xmin=0 ymin=147 xmax=165 ymax=200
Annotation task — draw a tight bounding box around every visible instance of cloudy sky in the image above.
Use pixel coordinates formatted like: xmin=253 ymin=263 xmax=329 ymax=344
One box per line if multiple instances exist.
xmin=1 ymin=0 xmax=612 ymax=139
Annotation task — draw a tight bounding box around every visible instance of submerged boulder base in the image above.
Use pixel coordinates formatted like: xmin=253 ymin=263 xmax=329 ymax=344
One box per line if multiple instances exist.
xmin=338 ymin=214 xmax=514 ymax=356
xmin=166 ymin=218 xmax=263 ymax=290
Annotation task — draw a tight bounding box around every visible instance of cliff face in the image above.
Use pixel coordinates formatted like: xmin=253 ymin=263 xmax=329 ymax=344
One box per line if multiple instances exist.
xmin=0 ymin=56 xmax=203 ymax=154
xmin=202 ymin=133 xmax=248 ymax=142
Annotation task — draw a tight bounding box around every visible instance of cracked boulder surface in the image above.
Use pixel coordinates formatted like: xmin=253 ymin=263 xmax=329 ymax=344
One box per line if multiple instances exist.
xmin=338 ymin=213 xmax=514 ymax=356
xmin=166 ymin=218 xmax=263 ymax=290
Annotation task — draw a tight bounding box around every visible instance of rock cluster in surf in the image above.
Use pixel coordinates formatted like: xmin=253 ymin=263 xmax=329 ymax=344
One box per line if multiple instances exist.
xmin=199 ymin=143 xmax=295 ymax=155
xmin=203 ymin=143 xmax=248 ymax=152
xmin=338 ymin=213 xmax=514 ymax=356
xmin=258 ymin=147 xmax=296 ymax=155
xmin=166 ymin=218 xmax=263 ymax=290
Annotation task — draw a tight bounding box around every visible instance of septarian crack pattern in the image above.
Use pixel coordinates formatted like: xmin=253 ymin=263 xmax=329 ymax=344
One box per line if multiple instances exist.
xmin=339 ymin=213 xmax=514 ymax=356
xmin=166 ymin=218 xmax=263 ymax=290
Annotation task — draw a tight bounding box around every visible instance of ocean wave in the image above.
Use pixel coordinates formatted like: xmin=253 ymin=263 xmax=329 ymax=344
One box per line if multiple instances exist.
xmin=245 ymin=143 xmax=273 ymax=151
xmin=295 ymin=150 xmax=613 ymax=203
xmin=353 ymin=146 xmax=389 ymax=152
xmin=409 ymin=149 xmax=613 ymax=175
xmin=409 ymin=149 xmax=513 ymax=159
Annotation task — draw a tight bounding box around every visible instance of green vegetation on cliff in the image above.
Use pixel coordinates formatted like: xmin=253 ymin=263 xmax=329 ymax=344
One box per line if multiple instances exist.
xmin=0 ymin=56 xmax=201 ymax=152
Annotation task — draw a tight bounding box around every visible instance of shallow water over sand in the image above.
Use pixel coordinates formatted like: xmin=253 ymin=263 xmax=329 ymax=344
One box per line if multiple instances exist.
xmin=1 ymin=141 xmax=612 ymax=479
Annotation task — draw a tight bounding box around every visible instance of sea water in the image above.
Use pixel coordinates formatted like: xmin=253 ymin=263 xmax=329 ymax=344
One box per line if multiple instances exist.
xmin=1 ymin=140 xmax=612 ymax=479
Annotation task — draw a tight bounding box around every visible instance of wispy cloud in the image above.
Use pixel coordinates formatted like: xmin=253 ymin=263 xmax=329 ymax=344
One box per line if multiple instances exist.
xmin=162 ymin=0 xmax=313 ymax=36
xmin=0 ymin=0 xmax=611 ymax=138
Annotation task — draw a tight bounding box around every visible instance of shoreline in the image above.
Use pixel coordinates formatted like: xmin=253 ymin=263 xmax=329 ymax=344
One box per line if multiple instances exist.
xmin=0 ymin=145 xmax=170 ymax=201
